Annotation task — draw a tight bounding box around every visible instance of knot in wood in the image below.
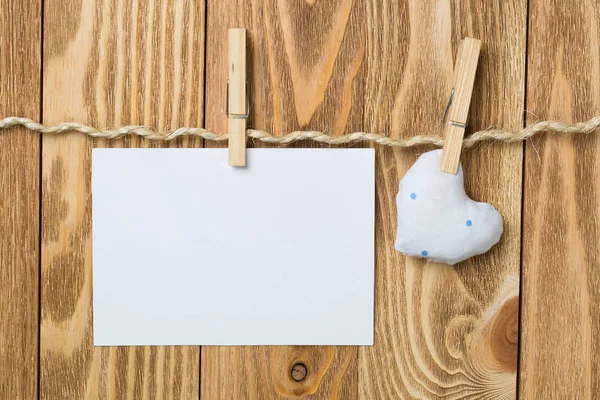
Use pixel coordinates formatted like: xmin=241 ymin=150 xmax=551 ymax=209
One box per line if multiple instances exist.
xmin=290 ymin=362 xmax=308 ymax=382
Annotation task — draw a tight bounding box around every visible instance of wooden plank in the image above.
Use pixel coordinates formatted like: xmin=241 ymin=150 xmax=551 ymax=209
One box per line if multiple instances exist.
xmin=520 ymin=0 xmax=600 ymax=397
xmin=202 ymin=0 xmax=365 ymax=398
xmin=0 ymin=1 xmax=41 ymax=398
xmin=40 ymin=1 xmax=204 ymax=398
xmin=358 ymin=1 xmax=525 ymax=398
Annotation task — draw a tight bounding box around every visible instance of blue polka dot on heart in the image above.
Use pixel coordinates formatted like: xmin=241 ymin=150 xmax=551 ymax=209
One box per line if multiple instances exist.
xmin=410 ymin=193 xmax=417 ymax=200
xmin=421 ymin=250 xmax=428 ymax=257
xmin=466 ymin=219 xmax=472 ymax=227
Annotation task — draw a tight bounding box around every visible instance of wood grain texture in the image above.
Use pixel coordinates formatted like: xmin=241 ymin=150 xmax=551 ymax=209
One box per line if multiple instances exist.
xmin=359 ymin=1 xmax=525 ymax=398
xmin=0 ymin=1 xmax=41 ymax=398
xmin=520 ymin=0 xmax=600 ymax=397
xmin=204 ymin=0 xmax=365 ymax=138
xmin=40 ymin=0 xmax=204 ymax=398
xmin=202 ymin=0 xmax=364 ymax=398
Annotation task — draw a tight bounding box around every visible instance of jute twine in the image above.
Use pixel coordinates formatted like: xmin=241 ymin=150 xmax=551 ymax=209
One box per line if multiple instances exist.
xmin=1 ymin=115 xmax=599 ymax=147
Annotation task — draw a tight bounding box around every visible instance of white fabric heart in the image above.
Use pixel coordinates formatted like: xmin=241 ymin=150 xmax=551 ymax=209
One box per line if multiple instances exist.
xmin=395 ymin=150 xmax=503 ymax=265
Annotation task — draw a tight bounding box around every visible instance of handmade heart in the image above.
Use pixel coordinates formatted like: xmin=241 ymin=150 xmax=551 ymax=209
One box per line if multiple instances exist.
xmin=395 ymin=150 xmax=503 ymax=265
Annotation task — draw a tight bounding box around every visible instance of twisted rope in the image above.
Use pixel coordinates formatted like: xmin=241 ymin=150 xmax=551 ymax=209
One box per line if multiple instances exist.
xmin=1 ymin=115 xmax=599 ymax=148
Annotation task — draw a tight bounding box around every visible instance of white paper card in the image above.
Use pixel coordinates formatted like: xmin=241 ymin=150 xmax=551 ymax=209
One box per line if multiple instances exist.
xmin=92 ymin=148 xmax=375 ymax=346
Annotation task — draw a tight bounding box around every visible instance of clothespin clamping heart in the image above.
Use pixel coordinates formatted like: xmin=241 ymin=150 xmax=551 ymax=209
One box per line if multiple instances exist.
xmin=395 ymin=38 xmax=504 ymax=265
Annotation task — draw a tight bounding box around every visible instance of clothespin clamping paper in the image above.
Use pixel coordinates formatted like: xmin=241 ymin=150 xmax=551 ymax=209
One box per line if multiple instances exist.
xmin=440 ymin=38 xmax=481 ymax=174
xmin=227 ymin=28 xmax=248 ymax=167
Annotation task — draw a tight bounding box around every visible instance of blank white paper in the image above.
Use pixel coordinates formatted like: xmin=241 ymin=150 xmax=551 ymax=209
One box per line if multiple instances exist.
xmin=92 ymin=148 xmax=374 ymax=346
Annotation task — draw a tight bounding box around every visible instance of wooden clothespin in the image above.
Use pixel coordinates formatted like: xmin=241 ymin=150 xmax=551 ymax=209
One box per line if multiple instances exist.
xmin=227 ymin=28 xmax=248 ymax=166
xmin=440 ymin=38 xmax=481 ymax=174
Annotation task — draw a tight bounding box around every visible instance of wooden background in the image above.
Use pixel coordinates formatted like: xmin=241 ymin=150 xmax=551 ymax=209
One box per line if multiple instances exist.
xmin=0 ymin=0 xmax=598 ymax=398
